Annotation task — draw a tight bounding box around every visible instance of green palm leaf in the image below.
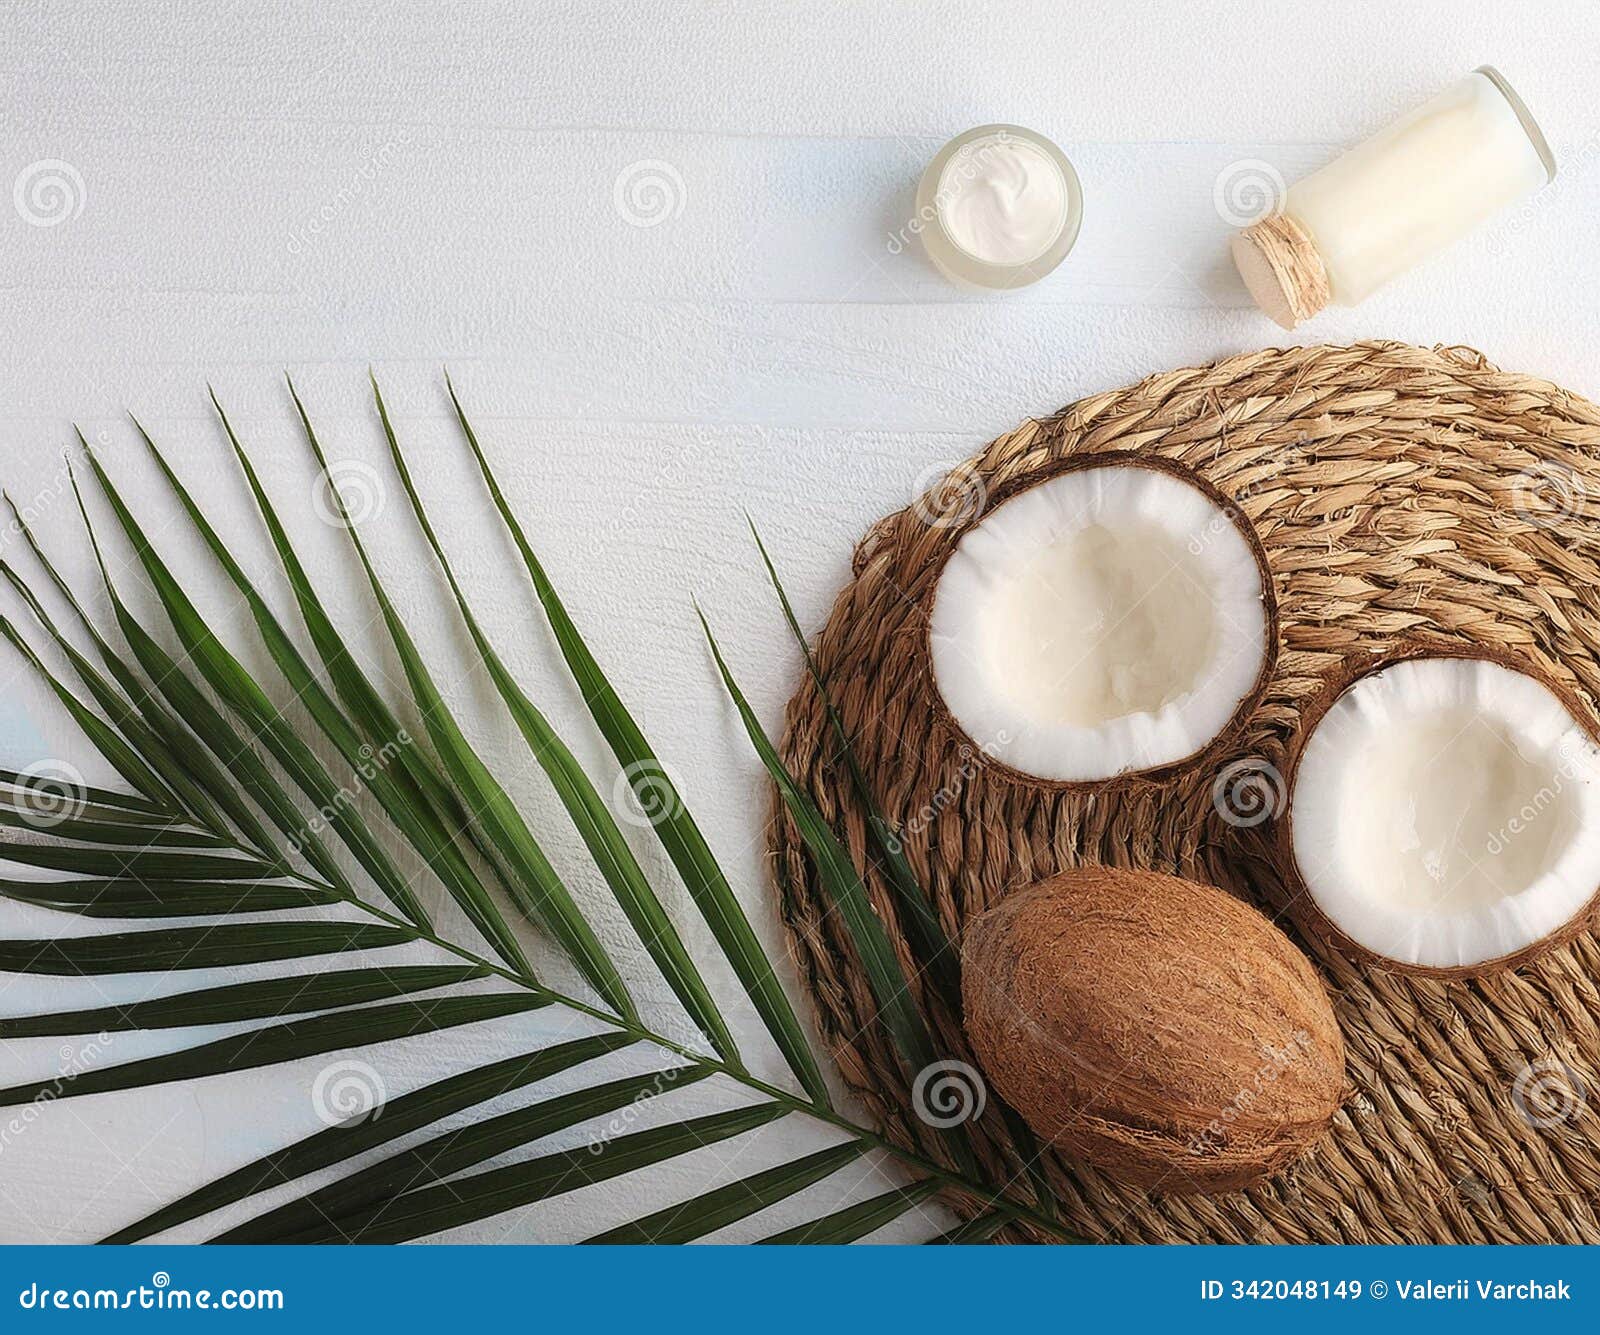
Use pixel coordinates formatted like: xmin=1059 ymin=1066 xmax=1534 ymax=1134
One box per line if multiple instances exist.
xmin=64 ymin=475 xmax=363 ymax=884
xmin=79 ymin=445 xmax=434 ymax=931
xmin=0 ymin=877 xmax=338 ymax=919
xmin=373 ymin=375 xmax=737 ymax=1062
xmin=582 ymin=1140 xmax=867 ymax=1243
xmin=757 ymin=1179 xmax=940 ymax=1244
xmin=448 ymin=379 xmax=831 ymax=1108
xmin=210 ymin=391 xmax=488 ymax=862
xmin=0 ymin=842 xmax=278 ymax=880
xmin=0 ymin=992 xmax=548 ymax=1108
xmin=131 ymin=411 xmax=532 ymax=977
xmin=697 ymin=608 xmax=982 ymax=1180
xmin=216 ymin=1065 xmax=719 ymax=1243
xmin=0 ymin=807 xmax=224 ymax=847
xmin=8 ymin=495 xmax=291 ymax=857
xmin=0 ymin=380 xmax=1087 ymax=1247
xmin=104 ymin=1030 xmax=640 ymax=1244
xmin=1 ymin=546 xmax=225 ymax=836
xmin=747 ymin=519 xmax=961 ymax=1007
xmin=272 ymin=1102 xmax=789 ymax=1244
xmin=0 ymin=613 xmax=182 ymax=811
xmin=0 ymin=920 xmax=412 ymax=978
xmin=0 ymin=765 xmax=169 ymax=819
xmin=0 ymin=963 xmax=489 ymax=1038
xmin=749 ymin=521 xmax=1060 ymax=1219
xmin=282 ymin=393 xmax=631 ymax=1019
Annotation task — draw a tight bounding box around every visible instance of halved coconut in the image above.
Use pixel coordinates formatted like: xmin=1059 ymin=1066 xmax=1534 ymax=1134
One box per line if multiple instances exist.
xmin=1284 ymin=647 xmax=1600 ymax=976
xmin=926 ymin=453 xmax=1277 ymax=785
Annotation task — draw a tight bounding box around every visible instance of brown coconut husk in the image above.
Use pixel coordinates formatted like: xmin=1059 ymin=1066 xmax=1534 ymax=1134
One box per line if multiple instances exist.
xmin=961 ymin=867 xmax=1345 ymax=1194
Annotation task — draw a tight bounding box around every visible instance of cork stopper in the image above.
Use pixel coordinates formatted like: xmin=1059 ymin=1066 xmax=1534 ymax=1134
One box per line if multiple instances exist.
xmin=1231 ymin=214 xmax=1331 ymax=330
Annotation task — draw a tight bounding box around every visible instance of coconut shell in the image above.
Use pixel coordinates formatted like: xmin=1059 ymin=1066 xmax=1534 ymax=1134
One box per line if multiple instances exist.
xmin=921 ymin=450 xmax=1280 ymax=791
xmin=961 ymin=866 xmax=1344 ymax=1194
xmin=1277 ymin=640 xmax=1600 ymax=979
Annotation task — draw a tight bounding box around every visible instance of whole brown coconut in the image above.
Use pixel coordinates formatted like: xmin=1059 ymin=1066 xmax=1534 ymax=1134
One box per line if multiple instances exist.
xmin=961 ymin=867 xmax=1344 ymax=1194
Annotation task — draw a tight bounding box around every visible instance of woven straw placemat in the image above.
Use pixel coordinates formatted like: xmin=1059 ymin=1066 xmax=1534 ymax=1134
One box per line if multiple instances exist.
xmin=770 ymin=340 xmax=1600 ymax=1244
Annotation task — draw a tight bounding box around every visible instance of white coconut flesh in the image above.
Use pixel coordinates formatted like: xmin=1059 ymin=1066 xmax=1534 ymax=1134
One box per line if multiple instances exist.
xmin=1291 ymin=656 xmax=1600 ymax=971
xmin=927 ymin=463 xmax=1271 ymax=782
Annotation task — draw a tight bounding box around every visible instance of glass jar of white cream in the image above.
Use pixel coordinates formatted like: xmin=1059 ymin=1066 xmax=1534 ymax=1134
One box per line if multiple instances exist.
xmin=916 ymin=124 xmax=1083 ymax=290
xmin=1232 ymin=67 xmax=1556 ymax=328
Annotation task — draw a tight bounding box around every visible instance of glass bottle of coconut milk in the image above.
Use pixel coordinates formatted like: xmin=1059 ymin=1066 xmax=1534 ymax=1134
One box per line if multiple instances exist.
xmin=1232 ymin=67 xmax=1556 ymax=328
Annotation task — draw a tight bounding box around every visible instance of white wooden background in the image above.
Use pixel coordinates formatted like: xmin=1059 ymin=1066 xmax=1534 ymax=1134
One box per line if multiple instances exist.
xmin=3 ymin=0 xmax=1599 ymax=1244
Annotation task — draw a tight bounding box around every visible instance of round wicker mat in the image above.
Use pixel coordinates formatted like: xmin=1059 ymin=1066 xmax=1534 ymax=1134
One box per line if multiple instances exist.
xmin=771 ymin=341 xmax=1600 ymax=1244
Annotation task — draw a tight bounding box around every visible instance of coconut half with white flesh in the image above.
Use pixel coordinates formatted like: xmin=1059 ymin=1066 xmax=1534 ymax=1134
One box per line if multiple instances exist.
xmin=926 ymin=454 xmax=1277 ymax=785
xmin=1284 ymin=648 xmax=1600 ymax=976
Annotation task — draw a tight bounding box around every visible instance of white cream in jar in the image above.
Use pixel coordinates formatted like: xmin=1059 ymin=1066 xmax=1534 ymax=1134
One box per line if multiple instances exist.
xmin=916 ymin=125 xmax=1083 ymax=289
xmin=1233 ymin=68 xmax=1556 ymax=328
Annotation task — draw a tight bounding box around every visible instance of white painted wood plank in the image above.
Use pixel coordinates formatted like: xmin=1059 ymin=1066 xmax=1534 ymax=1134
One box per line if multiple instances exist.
xmin=3 ymin=0 xmax=1598 ymax=1243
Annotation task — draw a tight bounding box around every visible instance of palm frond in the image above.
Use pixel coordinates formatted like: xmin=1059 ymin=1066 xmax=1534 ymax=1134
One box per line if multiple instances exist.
xmin=10 ymin=505 xmax=281 ymax=857
xmin=749 ymin=521 xmax=1061 ymax=1219
xmin=696 ymin=606 xmax=980 ymax=1181
xmin=267 ymin=1102 xmax=789 ymax=1244
xmin=0 ymin=963 xmax=488 ymax=1037
xmin=132 ymin=409 xmax=534 ymax=978
xmin=0 ymin=764 xmax=166 ymax=818
xmin=0 ymin=877 xmax=338 ymax=919
xmin=373 ymin=377 xmax=738 ymax=1061
xmin=446 ymin=378 xmax=833 ymax=1108
xmin=747 ymin=518 xmax=961 ymax=1007
xmin=105 ymin=1030 xmax=638 ymax=1244
xmin=0 ymin=611 xmax=183 ymax=812
xmin=0 ymin=920 xmax=413 ymax=980
xmin=757 ymin=1179 xmax=941 ymax=1244
xmin=0 ymin=379 xmax=1083 ymax=1246
xmin=4 ymin=500 xmax=254 ymax=844
xmin=581 ymin=1140 xmax=867 ymax=1244
xmin=78 ymin=444 xmax=434 ymax=930
xmin=213 ymin=1064 xmax=721 ymax=1243
xmin=281 ymin=389 xmax=630 ymax=1017
xmin=0 ymin=990 xmax=542 ymax=1106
